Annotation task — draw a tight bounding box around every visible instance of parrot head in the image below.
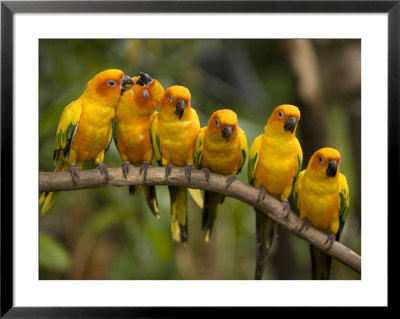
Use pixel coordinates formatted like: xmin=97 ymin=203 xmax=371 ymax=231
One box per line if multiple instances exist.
xmin=86 ymin=69 xmax=133 ymax=105
xmin=266 ymin=104 xmax=301 ymax=135
xmin=122 ymin=72 xmax=165 ymax=115
xmin=208 ymin=109 xmax=238 ymax=142
xmin=162 ymin=85 xmax=191 ymax=120
xmin=308 ymin=147 xmax=341 ymax=179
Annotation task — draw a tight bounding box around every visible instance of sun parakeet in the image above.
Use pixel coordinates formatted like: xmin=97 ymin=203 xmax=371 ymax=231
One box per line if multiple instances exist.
xmin=150 ymin=85 xmax=200 ymax=244
xmin=294 ymin=147 xmax=349 ymax=280
xmin=39 ymin=69 xmax=133 ymax=215
xmin=194 ymin=109 xmax=247 ymax=242
xmin=248 ymin=104 xmax=302 ymax=280
xmin=114 ymin=72 xmax=164 ymax=218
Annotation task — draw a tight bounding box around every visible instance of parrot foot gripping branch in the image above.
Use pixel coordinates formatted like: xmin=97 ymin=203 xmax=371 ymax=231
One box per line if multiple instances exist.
xmin=40 ymin=70 xmax=358 ymax=280
xmin=39 ymin=166 xmax=361 ymax=276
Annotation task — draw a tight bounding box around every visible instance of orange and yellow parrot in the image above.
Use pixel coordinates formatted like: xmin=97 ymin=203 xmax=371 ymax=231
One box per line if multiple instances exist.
xmin=248 ymin=104 xmax=302 ymax=279
xmin=294 ymin=147 xmax=349 ymax=280
xmin=113 ymin=72 xmax=164 ymax=218
xmin=194 ymin=109 xmax=247 ymax=242
xmin=40 ymin=69 xmax=133 ymax=214
xmin=151 ymin=85 xmax=200 ymax=244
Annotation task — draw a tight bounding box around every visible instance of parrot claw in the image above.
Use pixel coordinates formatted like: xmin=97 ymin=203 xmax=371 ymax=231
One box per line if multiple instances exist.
xmin=298 ymin=218 xmax=311 ymax=233
xmin=225 ymin=174 xmax=236 ymax=188
xmin=281 ymin=199 xmax=291 ymax=218
xmin=68 ymin=163 xmax=80 ymax=185
xmin=203 ymin=167 xmax=211 ymax=182
xmin=325 ymin=233 xmax=336 ymax=251
xmin=257 ymin=187 xmax=267 ymax=203
xmin=97 ymin=162 xmax=110 ymax=183
xmin=165 ymin=162 xmax=174 ymax=179
xmin=122 ymin=161 xmax=130 ymax=179
xmin=140 ymin=161 xmax=150 ymax=181
xmin=184 ymin=163 xmax=193 ymax=182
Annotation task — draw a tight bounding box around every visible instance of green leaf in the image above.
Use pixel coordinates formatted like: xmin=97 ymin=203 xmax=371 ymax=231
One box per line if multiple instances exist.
xmin=39 ymin=232 xmax=71 ymax=273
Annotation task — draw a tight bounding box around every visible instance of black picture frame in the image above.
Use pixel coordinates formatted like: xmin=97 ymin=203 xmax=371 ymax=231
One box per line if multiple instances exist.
xmin=1 ymin=0 xmax=396 ymax=316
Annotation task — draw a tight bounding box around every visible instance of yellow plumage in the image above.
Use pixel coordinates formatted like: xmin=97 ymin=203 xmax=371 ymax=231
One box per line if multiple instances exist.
xmin=294 ymin=147 xmax=349 ymax=279
xmin=294 ymin=147 xmax=349 ymax=237
xmin=194 ymin=109 xmax=247 ymax=241
xmin=249 ymin=104 xmax=302 ymax=198
xmin=248 ymin=104 xmax=302 ymax=279
xmin=114 ymin=73 xmax=164 ymax=218
xmin=40 ymin=69 xmax=132 ymax=215
xmin=151 ymin=85 xmax=200 ymax=244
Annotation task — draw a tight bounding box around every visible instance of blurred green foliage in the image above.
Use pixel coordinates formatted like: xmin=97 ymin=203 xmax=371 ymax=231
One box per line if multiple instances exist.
xmin=39 ymin=39 xmax=361 ymax=280
xmin=39 ymin=232 xmax=71 ymax=273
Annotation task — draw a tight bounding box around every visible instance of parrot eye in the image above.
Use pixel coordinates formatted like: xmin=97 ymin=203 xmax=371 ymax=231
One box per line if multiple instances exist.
xmin=215 ymin=119 xmax=220 ymax=127
xmin=107 ymin=80 xmax=117 ymax=87
xmin=168 ymin=95 xmax=173 ymax=102
xmin=319 ymin=156 xmax=324 ymax=164
xmin=278 ymin=111 xmax=284 ymax=119
xmin=143 ymin=90 xmax=149 ymax=99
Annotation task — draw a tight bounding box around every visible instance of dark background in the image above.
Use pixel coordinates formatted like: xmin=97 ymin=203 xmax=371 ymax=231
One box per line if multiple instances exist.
xmin=39 ymin=39 xmax=361 ymax=280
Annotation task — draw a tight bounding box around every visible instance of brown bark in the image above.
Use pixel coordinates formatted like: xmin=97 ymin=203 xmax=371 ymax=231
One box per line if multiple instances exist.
xmin=39 ymin=166 xmax=361 ymax=275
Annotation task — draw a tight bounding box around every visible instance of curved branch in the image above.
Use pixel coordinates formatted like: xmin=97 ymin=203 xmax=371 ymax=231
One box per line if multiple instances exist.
xmin=39 ymin=166 xmax=361 ymax=275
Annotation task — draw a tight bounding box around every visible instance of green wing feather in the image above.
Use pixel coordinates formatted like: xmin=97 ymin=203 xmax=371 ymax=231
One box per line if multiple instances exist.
xmin=294 ymin=137 xmax=303 ymax=179
xmin=292 ymin=137 xmax=304 ymax=213
xmin=248 ymin=134 xmax=262 ymax=186
xmin=190 ymin=127 xmax=206 ymax=209
xmin=194 ymin=127 xmax=206 ymax=169
xmin=53 ymin=100 xmax=82 ymax=163
xmin=293 ymin=170 xmax=305 ymax=213
xmin=336 ymin=173 xmax=350 ymax=240
xmin=237 ymin=127 xmax=248 ymax=174
xmin=150 ymin=112 xmax=162 ymax=166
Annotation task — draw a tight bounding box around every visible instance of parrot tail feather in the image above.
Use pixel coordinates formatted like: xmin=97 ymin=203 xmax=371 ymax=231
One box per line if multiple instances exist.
xmin=179 ymin=222 xmax=188 ymax=245
xmin=143 ymin=185 xmax=160 ymax=219
xmin=129 ymin=185 xmax=159 ymax=218
xmin=39 ymin=161 xmax=71 ymax=215
xmin=39 ymin=191 xmax=58 ymax=215
xmin=188 ymin=188 xmax=204 ymax=209
xmin=202 ymin=191 xmax=225 ymax=242
xmin=129 ymin=185 xmax=138 ymax=196
xmin=204 ymin=229 xmax=212 ymax=243
xmin=310 ymin=245 xmax=332 ymax=280
xmin=255 ymin=210 xmax=276 ymax=280
xmin=168 ymin=186 xmax=188 ymax=244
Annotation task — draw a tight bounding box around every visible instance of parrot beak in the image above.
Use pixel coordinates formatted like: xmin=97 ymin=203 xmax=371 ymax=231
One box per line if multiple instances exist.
xmin=121 ymin=75 xmax=134 ymax=95
xmin=136 ymin=72 xmax=153 ymax=86
xmin=326 ymin=160 xmax=338 ymax=177
xmin=221 ymin=126 xmax=233 ymax=142
xmin=175 ymin=99 xmax=187 ymax=119
xmin=284 ymin=116 xmax=297 ymax=133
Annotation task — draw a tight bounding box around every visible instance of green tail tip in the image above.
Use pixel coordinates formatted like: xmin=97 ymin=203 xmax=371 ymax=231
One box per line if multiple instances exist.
xmin=204 ymin=229 xmax=211 ymax=243
xmin=39 ymin=192 xmax=55 ymax=215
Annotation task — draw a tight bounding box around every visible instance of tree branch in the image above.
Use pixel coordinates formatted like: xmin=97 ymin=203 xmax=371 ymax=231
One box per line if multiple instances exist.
xmin=39 ymin=166 xmax=361 ymax=275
